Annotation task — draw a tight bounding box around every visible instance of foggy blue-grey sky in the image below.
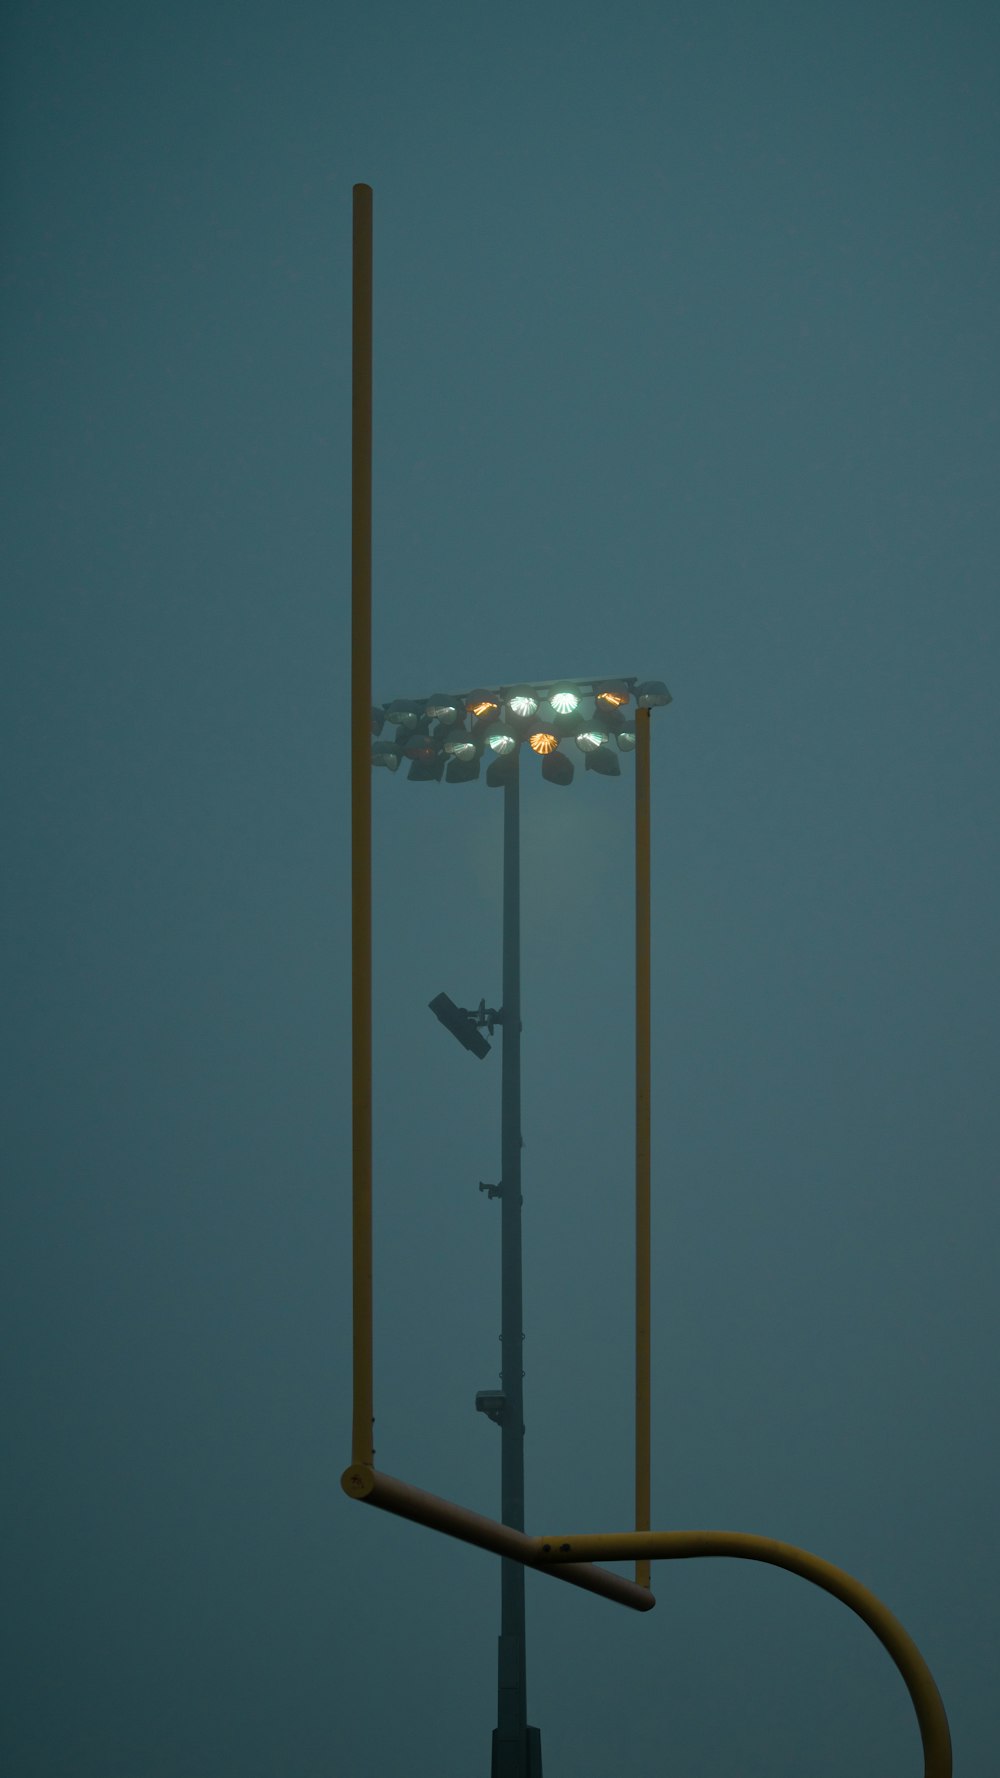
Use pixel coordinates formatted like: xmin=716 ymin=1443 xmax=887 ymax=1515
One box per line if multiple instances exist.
xmin=3 ymin=2 xmax=998 ymax=1773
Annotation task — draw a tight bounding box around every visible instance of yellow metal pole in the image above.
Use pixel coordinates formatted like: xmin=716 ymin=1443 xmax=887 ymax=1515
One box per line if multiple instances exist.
xmin=635 ymin=706 xmax=651 ymax=1586
xmin=535 ymin=1529 xmax=950 ymax=1778
xmin=351 ymin=183 xmax=374 ymax=1467
xmin=340 ymin=1465 xmax=656 ymax=1613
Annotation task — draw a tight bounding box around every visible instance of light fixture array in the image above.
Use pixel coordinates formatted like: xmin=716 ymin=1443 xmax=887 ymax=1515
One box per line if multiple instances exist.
xmin=371 ymin=679 xmax=671 ymax=784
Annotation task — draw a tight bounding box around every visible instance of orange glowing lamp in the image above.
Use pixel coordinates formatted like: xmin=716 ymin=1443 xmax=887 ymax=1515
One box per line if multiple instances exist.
xmin=467 ymin=690 xmax=500 ymax=719
xmin=595 ymin=679 xmax=631 ymax=709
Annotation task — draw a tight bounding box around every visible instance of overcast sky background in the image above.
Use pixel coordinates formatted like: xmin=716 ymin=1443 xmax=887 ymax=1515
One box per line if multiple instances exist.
xmin=3 ymin=2 xmax=998 ymax=1774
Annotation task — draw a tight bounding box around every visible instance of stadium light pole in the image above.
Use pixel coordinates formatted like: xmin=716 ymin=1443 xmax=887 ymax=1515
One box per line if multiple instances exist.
xmin=373 ymin=679 xmax=670 ymax=1778
xmin=496 ymin=742 xmax=531 ymax=1778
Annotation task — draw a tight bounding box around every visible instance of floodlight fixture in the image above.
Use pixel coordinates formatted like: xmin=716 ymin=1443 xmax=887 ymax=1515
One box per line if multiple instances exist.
xmin=506 ymin=689 xmax=539 ymax=719
xmin=486 ymin=752 xmax=518 ymax=788
xmin=550 ymin=685 xmax=581 ymax=715
xmin=403 ymin=731 xmax=439 ymax=762
xmin=446 ymin=755 xmax=481 ymax=784
xmin=594 ymin=679 xmax=631 ymax=709
xmin=467 ymin=690 xmax=501 ymax=720
xmin=485 ymin=722 xmax=517 ymax=756
xmin=371 ymin=738 xmax=402 ymax=770
xmin=425 ymin=692 xmax=462 ymax=724
xmin=373 ymin=674 xmax=669 ymax=791
xmin=637 ymin=680 xmax=672 ymax=708
xmin=407 ymin=756 xmax=445 ymax=782
xmin=441 ymin=731 xmax=478 ymax=761
xmin=428 ymin=991 xmax=492 ymax=1059
xmin=575 ymin=727 xmax=611 ymax=753
xmin=384 ymin=697 xmax=423 ymax=729
xmin=585 ymin=745 xmax=621 ymax=777
xmin=541 ymin=752 xmax=574 ymax=786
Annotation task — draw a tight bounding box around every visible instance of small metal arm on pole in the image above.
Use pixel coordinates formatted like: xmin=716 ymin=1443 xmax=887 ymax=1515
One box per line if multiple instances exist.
xmin=474 ymin=998 xmax=503 ymax=1033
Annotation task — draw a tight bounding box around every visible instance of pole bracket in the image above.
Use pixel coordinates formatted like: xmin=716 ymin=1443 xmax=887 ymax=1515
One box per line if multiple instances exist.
xmin=475 ymin=1390 xmax=506 ymax=1425
xmin=474 ymin=999 xmax=503 ymax=1034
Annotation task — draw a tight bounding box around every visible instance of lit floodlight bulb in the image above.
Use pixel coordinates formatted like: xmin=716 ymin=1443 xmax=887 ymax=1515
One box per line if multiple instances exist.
xmin=485 ymin=723 xmax=517 ymax=756
xmin=550 ymin=685 xmax=580 ymax=715
xmin=466 ymin=690 xmax=500 ymax=720
xmin=594 ymin=679 xmax=630 ymax=709
xmin=442 ymin=734 xmax=478 ymax=761
xmin=575 ymin=728 xmax=610 ymax=753
xmin=616 ymin=721 xmax=637 ymax=751
xmin=506 ymin=689 xmax=538 ymax=719
xmin=425 ymin=692 xmax=461 ymax=723
xmin=528 ymin=728 xmax=558 ymax=755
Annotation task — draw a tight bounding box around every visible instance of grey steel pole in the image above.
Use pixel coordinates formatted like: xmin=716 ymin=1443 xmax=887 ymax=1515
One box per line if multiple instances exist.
xmin=493 ymin=751 xmax=541 ymax=1778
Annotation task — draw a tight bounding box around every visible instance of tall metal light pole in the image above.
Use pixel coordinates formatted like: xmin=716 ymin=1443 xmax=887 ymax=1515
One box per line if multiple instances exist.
xmin=375 ymin=684 xmax=669 ymax=1778
xmin=494 ymin=755 xmax=541 ymax=1778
